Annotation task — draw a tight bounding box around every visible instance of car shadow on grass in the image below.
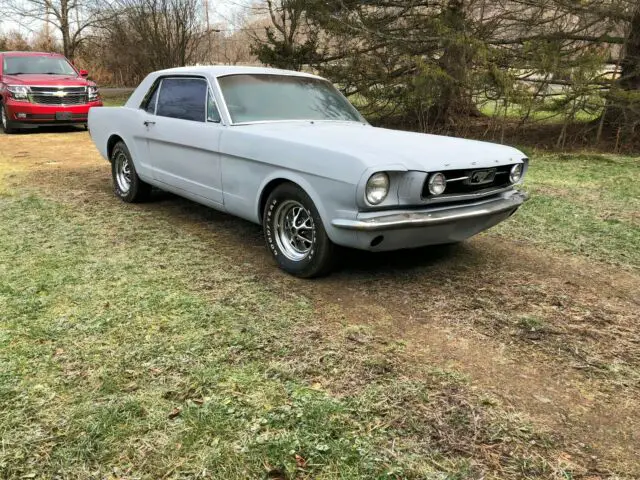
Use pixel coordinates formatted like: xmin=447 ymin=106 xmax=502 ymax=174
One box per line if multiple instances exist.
xmin=147 ymin=188 xmax=473 ymax=278
xmin=6 ymin=125 xmax=86 ymax=135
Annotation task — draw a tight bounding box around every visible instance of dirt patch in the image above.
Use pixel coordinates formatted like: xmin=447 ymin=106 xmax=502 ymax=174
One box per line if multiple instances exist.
xmin=2 ymin=131 xmax=639 ymax=475
xmin=303 ymin=244 xmax=640 ymax=474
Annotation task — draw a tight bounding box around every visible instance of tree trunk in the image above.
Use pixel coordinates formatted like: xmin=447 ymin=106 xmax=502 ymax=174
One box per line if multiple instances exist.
xmin=60 ymin=0 xmax=72 ymax=59
xmin=435 ymin=0 xmax=482 ymax=125
xmin=599 ymin=6 xmax=640 ymax=129
xmin=620 ymin=7 xmax=640 ymax=91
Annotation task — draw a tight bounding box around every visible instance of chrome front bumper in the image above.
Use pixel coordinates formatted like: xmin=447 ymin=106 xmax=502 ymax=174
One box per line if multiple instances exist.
xmin=332 ymin=190 xmax=528 ymax=232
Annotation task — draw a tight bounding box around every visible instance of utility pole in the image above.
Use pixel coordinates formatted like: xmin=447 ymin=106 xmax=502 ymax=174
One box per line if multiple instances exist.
xmin=204 ymin=0 xmax=212 ymax=61
xmin=44 ymin=2 xmax=50 ymax=38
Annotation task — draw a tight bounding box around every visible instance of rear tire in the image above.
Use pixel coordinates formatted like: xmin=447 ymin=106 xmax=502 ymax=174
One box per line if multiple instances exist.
xmin=110 ymin=141 xmax=152 ymax=203
xmin=263 ymin=183 xmax=335 ymax=278
xmin=1 ymin=102 xmax=17 ymax=134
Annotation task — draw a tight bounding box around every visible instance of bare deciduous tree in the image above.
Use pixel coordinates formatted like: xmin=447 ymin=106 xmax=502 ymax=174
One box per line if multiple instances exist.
xmin=0 ymin=0 xmax=103 ymax=59
xmin=92 ymin=0 xmax=207 ymax=84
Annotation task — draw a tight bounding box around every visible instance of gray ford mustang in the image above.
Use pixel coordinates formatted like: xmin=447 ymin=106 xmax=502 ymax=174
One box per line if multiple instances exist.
xmin=88 ymin=65 xmax=528 ymax=277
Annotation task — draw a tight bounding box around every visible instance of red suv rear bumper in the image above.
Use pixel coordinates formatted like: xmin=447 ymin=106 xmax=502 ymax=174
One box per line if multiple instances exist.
xmin=5 ymin=98 xmax=103 ymax=128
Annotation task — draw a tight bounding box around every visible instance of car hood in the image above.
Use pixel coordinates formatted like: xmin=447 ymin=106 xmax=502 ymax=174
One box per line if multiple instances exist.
xmin=2 ymin=74 xmax=93 ymax=87
xmin=239 ymin=122 xmax=526 ymax=171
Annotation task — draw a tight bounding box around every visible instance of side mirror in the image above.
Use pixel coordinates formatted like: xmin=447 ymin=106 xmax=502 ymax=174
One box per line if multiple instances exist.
xmin=79 ymin=69 xmax=89 ymax=78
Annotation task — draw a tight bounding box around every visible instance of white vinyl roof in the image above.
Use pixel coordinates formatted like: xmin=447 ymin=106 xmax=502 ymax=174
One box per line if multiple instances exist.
xmin=154 ymin=65 xmax=323 ymax=80
xmin=124 ymin=64 xmax=327 ymax=113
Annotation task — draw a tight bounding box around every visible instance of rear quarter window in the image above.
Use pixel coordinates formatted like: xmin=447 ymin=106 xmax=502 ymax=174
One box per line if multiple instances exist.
xmin=140 ymin=81 xmax=161 ymax=114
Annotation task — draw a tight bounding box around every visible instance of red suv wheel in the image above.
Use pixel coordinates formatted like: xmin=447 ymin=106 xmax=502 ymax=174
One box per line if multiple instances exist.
xmin=1 ymin=102 xmax=17 ymax=134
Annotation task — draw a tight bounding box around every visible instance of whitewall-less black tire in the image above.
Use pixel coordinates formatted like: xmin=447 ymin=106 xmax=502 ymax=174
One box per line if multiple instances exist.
xmin=0 ymin=102 xmax=17 ymax=134
xmin=263 ymin=183 xmax=335 ymax=278
xmin=110 ymin=141 xmax=152 ymax=203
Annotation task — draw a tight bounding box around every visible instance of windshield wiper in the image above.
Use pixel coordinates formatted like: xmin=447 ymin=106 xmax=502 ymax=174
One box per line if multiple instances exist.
xmin=43 ymin=72 xmax=66 ymax=75
xmin=5 ymin=72 xmax=26 ymax=75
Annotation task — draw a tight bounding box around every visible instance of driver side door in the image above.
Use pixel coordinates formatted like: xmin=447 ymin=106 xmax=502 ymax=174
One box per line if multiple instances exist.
xmin=141 ymin=76 xmax=224 ymax=205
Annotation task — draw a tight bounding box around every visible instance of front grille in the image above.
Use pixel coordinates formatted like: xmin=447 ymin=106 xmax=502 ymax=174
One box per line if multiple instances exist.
xmin=28 ymin=86 xmax=88 ymax=106
xmin=30 ymin=86 xmax=86 ymax=94
xmin=422 ymin=164 xmax=514 ymax=198
xmin=31 ymin=94 xmax=87 ymax=106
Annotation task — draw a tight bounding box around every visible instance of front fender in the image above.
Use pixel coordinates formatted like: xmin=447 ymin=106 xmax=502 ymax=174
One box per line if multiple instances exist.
xmin=256 ymin=170 xmax=358 ymax=246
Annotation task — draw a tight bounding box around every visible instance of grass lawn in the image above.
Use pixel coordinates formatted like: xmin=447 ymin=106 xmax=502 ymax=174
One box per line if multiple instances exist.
xmin=100 ymin=92 xmax=133 ymax=107
xmin=0 ymin=132 xmax=638 ymax=478
xmin=492 ymin=152 xmax=640 ymax=268
xmin=0 ymin=167 xmax=557 ymax=479
xmin=476 ymin=98 xmax=603 ymax=124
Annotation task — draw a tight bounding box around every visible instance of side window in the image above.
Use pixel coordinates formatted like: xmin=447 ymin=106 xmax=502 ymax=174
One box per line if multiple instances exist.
xmin=140 ymin=80 xmax=161 ymax=114
xmin=156 ymin=77 xmax=207 ymax=122
xmin=207 ymin=89 xmax=221 ymax=123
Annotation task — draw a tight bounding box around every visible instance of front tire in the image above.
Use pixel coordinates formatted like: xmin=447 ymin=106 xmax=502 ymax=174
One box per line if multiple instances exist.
xmin=110 ymin=141 xmax=151 ymax=202
xmin=1 ymin=102 xmax=17 ymax=134
xmin=263 ymin=183 xmax=335 ymax=278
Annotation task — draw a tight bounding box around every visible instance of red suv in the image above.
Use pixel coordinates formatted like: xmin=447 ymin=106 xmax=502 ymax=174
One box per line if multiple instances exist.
xmin=0 ymin=51 xmax=103 ymax=133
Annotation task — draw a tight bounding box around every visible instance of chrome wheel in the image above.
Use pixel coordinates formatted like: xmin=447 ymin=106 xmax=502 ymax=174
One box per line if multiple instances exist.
xmin=114 ymin=151 xmax=132 ymax=194
xmin=274 ymin=200 xmax=316 ymax=261
xmin=1 ymin=106 xmax=7 ymax=129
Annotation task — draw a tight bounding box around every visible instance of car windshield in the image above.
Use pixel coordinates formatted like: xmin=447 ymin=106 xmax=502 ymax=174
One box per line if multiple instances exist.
xmin=3 ymin=55 xmax=77 ymax=75
xmin=217 ymin=74 xmax=365 ymax=124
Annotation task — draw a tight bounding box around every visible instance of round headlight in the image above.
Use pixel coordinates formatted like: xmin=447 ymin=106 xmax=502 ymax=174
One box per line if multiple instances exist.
xmin=365 ymin=172 xmax=390 ymax=205
xmin=510 ymin=164 xmax=524 ymax=183
xmin=427 ymin=172 xmax=447 ymax=196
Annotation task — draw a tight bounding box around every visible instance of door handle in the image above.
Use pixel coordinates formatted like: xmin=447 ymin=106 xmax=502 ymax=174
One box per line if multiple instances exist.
xmin=143 ymin=121 xmax=156 ymax=127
